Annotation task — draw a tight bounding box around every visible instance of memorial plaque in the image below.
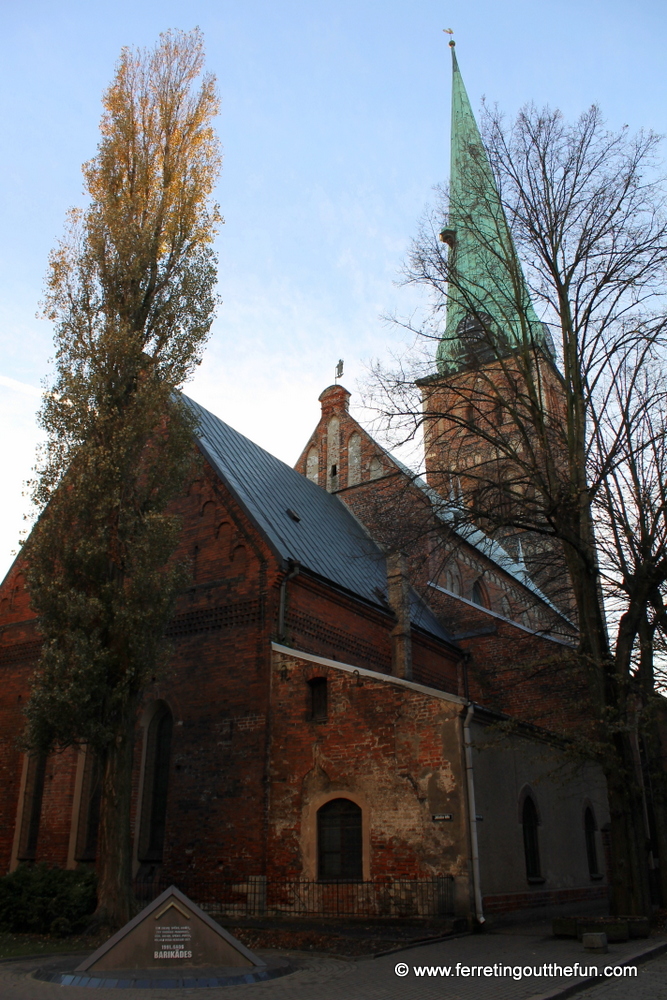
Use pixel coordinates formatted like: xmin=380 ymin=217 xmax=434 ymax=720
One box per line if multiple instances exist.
xmin=76 ymin=885 xmax=265 ymax=973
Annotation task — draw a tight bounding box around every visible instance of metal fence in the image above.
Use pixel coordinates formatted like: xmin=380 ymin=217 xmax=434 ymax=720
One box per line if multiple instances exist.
xmin=134 ymin=875 xmax=454 ymax=919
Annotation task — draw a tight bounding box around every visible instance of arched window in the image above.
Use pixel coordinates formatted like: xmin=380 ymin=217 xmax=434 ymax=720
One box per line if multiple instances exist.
xmin=138 ymin=703 xmax=173 ymax=864
xmin=317 ymin=798 xmax=362 ymax=881
xmin=584 ymin=807 xmax=599 ymax=877
xmin=75 ymin=750 xmax=102 ymax=862
xmin=200 ymin=500 xmax=218 ymax=533
xmin=10 ymin=574 xmax=25 ymax=611
xmin=306 ymin=447 xmax=319 ymax=484
xmin=522 ymin=796 xmax=541 ymax=880
xmin=444 ymin=564 xmax=462 ymax=596
xmin=347 ymin=433 xmax=361 ymax=487
xmin=230 ymin=544 xmax=247 ymax=576
xmin=471 ymin=579 xmax=489 ymax=608
xmin=17 ymin=752 xmax=47 ymax=861
xmin=327 ymin=418 xmax=340 ymax=491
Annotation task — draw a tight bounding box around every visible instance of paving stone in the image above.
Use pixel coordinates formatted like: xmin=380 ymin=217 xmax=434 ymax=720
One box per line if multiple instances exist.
xmin=0 ymin=923 xmax=664 ymax=999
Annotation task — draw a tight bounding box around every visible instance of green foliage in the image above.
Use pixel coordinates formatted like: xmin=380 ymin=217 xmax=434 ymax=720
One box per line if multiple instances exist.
xmin=0 ymin=865 xmax=96 ymax=935
xmin=23 ymin=29 xmax=221 ymax=757
xmin=20 ymin=30 xmax=221 ymax=928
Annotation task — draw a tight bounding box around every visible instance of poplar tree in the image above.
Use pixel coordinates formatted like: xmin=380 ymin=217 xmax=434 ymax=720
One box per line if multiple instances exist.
xmin=23 ymin=29 xmax=221 ymax=928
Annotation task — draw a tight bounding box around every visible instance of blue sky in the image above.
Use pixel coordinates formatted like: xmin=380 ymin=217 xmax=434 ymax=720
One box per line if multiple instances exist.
xmin=1 ymin=0 xmax=665 ymax=578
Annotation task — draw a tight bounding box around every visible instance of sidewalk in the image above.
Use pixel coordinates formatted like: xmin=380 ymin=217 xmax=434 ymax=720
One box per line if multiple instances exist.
xmin=1 ymin=919 xmax=665 ymax=998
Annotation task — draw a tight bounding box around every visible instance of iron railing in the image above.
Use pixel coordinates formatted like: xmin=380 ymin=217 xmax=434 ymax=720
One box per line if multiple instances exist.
xmin=134 ymin=874 xmax=454 ymax=919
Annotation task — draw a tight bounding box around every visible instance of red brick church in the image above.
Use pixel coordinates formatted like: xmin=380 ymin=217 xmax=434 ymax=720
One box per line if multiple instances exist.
xmin=0 ymin=50 xmax=610 ymax=923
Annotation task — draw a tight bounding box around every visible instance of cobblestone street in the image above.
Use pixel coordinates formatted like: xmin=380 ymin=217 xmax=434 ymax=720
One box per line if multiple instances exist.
xmin=1 ymin=922 xmax=664 ymax=1000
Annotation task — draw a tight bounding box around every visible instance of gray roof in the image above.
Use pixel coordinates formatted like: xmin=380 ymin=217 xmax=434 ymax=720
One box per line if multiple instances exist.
xmin=186 ymin=395 xmax=455 ymax=646
xmin=381 ymin=452 xmax=569 ymax=621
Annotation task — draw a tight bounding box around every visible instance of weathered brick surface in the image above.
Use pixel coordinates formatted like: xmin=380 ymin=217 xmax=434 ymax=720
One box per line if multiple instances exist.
xmin=419 ymin=362 xmax=575 ymax=614
xmin=0 ymin=396 xmax=606 ymax=922
xmin=296 ymin=384 xmax=574 ymax=639
xmin=266 ymin=648 xmax=470 ymax=884
xmin=0 ymin=610 xmax=41 ymax=871
xmin=0 ymin=449 xmax=465 ymax=883
xmin=425 ymin=586 xmax=591 ymax=734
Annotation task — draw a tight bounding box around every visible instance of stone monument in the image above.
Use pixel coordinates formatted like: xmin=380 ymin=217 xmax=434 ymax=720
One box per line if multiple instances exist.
xmin=76 ymin=884 xmax=264 ymax=973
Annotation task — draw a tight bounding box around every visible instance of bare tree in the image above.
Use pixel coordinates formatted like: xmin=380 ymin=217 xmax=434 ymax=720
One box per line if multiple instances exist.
xmin=593 ymin=365 xmax=667 ymax=902
xmin=367 ymin=90 xmax=667 ymax=914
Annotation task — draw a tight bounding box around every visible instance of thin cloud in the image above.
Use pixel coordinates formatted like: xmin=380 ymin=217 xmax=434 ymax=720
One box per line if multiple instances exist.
xmin=0 ymin=375 xmax=41 ymax=398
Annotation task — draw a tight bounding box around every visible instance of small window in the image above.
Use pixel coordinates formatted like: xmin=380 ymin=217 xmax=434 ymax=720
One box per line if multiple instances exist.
xmin=584 ymin=807 xmax=599 ymax=877
xmin=309 ymin=677 xmax=328 ymax=720
xmin=317 ymin=798 xmax=362 ymax=880
xmin=522 ymin=796 xmax=541 ymax=880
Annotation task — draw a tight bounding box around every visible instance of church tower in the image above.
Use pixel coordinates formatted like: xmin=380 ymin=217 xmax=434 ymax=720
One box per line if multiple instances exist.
xmin=419 ymin=43 xmax=571 ymax=615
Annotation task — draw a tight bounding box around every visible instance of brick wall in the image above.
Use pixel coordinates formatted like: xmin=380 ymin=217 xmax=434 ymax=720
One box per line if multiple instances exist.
xmin=295 ymin=382 xmax=574 ymax=641
xmin=0 ymin=452 xmax=464 ymax=880
xmin=266 ymin=647 xmax=471 ymax=885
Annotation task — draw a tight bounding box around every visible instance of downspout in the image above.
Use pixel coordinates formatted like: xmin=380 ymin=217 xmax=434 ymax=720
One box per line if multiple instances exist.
xmin=463 ymin=703 xmax=485 ymax=924
xmin=277 ymin=560 xmax=300 ymax=642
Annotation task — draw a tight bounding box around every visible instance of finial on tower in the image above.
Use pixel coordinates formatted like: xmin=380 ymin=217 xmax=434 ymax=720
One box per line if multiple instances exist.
xmin=443 ymin=28 xmax=455 ymax=48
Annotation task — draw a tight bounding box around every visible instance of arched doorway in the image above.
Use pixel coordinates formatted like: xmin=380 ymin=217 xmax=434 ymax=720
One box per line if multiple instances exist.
xmin=317 ymin=798 xmax=362 ymax=880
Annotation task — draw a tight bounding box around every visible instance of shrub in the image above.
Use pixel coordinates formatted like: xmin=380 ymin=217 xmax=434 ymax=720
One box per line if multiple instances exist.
xmin=0 ymin=864 xmax=97 ymax=934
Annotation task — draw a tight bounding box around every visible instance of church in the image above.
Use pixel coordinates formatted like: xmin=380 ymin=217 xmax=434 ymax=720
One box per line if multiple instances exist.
xmin=0 ymin=48 xmax=610 ymax=925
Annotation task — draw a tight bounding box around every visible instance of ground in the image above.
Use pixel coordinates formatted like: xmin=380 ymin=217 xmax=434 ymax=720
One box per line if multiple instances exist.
xmin=0 ymin=918 xmax=665 ymax=998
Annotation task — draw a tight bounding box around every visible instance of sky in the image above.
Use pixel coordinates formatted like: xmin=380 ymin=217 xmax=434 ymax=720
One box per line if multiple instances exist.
xmin=1 ymin=0 xmax=666 ymax=581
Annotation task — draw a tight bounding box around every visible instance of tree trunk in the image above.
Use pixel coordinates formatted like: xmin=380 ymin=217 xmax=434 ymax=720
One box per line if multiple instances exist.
xmin=641 ymin=699 xmax=667 ymax=907
xmin=563 ymin=535 xmax=652 ymax=915
xmin=95 ymin=707 xmax=137 ymax=929
xmin=605 ymin=733 xmax=652 ymax=915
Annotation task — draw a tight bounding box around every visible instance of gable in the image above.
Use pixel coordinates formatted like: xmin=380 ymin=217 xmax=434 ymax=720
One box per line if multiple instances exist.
xmin=186 ymin=395 xmax=453 ymax=644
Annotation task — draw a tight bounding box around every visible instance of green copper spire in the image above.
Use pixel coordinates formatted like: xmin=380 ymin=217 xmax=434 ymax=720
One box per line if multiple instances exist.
xmin=437 ymin=43 xmax=545 ymax=371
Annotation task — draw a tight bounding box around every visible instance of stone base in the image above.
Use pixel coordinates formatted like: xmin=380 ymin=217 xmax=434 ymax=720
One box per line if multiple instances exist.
xmin=582 ymin=931 xmax=608 ymax=954
xmin=34 ymin=956 xmax=292 ymax=990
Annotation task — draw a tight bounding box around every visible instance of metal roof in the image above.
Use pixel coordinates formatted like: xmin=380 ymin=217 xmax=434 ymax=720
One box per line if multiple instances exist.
xmin=185 ymin=395 xmax=455 ymax=646
xmin=371 ymin=446 xmax=569 ymax=623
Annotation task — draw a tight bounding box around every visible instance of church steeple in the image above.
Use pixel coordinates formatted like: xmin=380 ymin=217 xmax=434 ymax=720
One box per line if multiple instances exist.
xmin=437 ymin=43 xmax=546 ymax=371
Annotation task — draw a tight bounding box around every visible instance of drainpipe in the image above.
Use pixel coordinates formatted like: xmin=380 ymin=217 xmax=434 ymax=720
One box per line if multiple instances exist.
xmin=277 ymin=560 xmax=300 ymax=642
xmin=463 ymin=703 xmax=485 ymax=924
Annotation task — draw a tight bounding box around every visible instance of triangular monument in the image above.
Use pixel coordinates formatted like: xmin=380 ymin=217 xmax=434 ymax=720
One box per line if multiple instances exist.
xmin=76 ymin=885 xmax=265 ymax=973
